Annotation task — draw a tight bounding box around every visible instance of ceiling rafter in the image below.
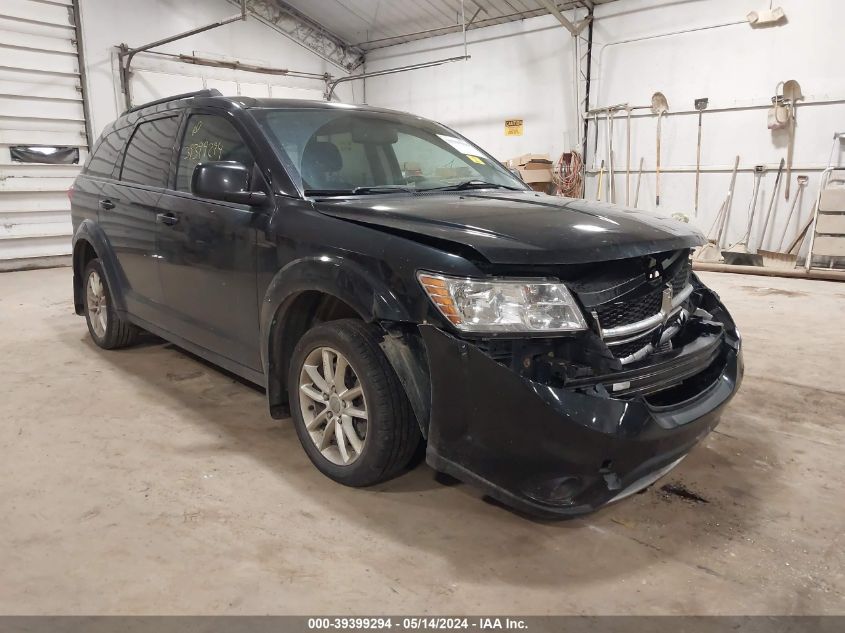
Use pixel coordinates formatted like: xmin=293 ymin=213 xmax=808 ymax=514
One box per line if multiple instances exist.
xmin=228 ymin=0 xmax=364 ymax=70
xmin=278 ymin=0 xmax=615 ymax=51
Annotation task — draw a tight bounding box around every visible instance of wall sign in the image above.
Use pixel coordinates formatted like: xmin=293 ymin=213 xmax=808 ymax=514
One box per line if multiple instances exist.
xmin=505 ymin=119 xmax=524 ymax=136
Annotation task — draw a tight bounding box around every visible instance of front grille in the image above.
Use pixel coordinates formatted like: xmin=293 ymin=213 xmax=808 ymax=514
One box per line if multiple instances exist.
xmin=609 ymin=336 xmax=651 ymax=359
xmin=593 ymin=253 xmax=691 ymax=332
xmin=595 ymin=288 xmax=662 ymax=330
xmin=671 ymin=256 xmax=692 ymax=294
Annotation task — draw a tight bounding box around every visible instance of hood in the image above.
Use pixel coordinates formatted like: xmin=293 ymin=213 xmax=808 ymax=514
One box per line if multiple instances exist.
xmin=313 ymin=191 xmax=704 ymax=265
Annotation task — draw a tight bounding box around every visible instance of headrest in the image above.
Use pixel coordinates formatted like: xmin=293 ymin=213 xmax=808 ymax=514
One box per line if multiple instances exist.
xmin=302 ymin=140 xmax=342 ymax=173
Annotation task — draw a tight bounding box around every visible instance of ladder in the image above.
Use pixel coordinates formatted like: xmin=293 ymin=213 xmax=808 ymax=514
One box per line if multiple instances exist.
xmin=806 ymin=134 xmax=845 ymax=271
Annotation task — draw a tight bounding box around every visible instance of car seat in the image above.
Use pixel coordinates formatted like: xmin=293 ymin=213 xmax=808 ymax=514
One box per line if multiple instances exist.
xmin=301 ymin=140 xmax=349 ymax=190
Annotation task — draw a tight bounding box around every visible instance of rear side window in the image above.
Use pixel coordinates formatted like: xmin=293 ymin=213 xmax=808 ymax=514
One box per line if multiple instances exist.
xmin=120 ymin=116 xmax=180 ymax=187
xmin=85 ymin=129 xmax=128 ymax=178
xmin=176 ymin=114 xmax=255 ymax=193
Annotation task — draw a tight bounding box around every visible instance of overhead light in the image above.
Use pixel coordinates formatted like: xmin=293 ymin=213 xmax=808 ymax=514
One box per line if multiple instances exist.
xmin=747 ymin=6 xmax=786 ymax=26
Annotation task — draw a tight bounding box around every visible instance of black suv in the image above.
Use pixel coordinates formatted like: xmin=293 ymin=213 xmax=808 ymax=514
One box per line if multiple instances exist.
xmin=70 ymin=89 xmax=742 ymax=517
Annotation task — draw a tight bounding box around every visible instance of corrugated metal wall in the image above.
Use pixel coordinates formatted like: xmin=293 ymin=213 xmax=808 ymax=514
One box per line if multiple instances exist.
xmin=0 ymin=0 xmax=88 ymax=270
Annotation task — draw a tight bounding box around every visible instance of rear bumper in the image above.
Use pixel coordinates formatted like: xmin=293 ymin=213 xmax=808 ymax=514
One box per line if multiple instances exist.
xmin=420 ymin=295 xmax=743 ymax=518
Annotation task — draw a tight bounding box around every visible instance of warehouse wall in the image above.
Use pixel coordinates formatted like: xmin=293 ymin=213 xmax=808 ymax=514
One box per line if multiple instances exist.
xmin=364 ymin=0 xmax=845 ymax=256
xmin=78 ymin=0 xmax=360 ymax=139
xmin=361 ymin=13 xmax=581 ymax=165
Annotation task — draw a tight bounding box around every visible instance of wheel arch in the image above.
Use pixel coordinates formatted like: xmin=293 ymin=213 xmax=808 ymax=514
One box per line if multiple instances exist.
xmin=261 ymin=256 xmax=429 ymax=436
xmin=72 ymin=221 xmax=126 ymax=315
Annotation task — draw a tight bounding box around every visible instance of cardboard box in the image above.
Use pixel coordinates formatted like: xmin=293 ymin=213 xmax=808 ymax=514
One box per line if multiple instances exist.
xmin=504 ymin=153 xmax=554 ymax=184
xmin=507 ymin=153 xmax=552 ymax=168
xmin=518 ymin=167 xmax=553 ymax=183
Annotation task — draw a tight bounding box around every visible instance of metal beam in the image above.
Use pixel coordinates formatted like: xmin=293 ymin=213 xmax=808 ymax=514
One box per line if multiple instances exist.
xmin=142 ymin=50 xmax=328 ymax=82
xmin=231 ymin=0 xmax=363 ymax=72
xmin=580 ymin=8 xmax=594 ymax=189
xmin=118 ymin=0 xmax=247 ymax=109
xmin=537 ymin=0 xmax=591 ymax=36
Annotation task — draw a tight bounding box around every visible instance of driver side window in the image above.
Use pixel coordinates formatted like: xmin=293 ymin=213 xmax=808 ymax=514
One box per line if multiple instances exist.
xmin=176 ymin=114 xmax=255 ymax=193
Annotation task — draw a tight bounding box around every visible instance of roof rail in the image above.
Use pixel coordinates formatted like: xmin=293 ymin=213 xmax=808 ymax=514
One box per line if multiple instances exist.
xmin=123 ymin=88 xmax=222 ymax=115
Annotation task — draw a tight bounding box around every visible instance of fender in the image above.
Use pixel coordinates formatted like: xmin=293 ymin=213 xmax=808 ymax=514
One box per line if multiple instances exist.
xmin=71 ymin=220 xmax=128 ymax=315
xmin=260 ymin=254 xmax=423 ymax=422
xmin=378 ymin=324 xmax=431 ymax=438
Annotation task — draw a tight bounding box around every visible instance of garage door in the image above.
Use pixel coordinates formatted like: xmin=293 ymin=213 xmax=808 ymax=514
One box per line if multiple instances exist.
xmin=0 ymin=0 xmax=88 ymax=269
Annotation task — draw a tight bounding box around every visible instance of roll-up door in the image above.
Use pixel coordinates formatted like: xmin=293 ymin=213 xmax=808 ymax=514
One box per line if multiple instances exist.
xmin=0 ymin=0 xmax=89 ymax=269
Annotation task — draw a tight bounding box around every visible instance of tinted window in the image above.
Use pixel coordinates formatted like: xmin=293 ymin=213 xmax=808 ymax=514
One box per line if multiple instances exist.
xmin=85 ymin=129 xmax=128 ymax=178
xmin=120 ymin=116 xmax=179 ymax=187
xmin=176 ymin=114 xmax=254 ymax=193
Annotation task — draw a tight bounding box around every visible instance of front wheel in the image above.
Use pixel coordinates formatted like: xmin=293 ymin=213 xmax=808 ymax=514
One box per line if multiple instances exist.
xmin=289 ymin=319 xmax=421 ymax=487
xmin=83 ymin=258 xmax=139 ymax=349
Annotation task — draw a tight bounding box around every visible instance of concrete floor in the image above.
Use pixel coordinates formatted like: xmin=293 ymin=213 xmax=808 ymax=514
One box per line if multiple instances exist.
xmin=1 ymin=268 xmax=843 ymax=615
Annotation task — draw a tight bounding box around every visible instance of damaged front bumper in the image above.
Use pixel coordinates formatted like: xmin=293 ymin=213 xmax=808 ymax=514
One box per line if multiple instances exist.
xmin=419 ymin=286 xmax=743 ymax=518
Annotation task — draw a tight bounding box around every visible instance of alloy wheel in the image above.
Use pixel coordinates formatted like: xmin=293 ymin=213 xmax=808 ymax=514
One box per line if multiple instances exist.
xmin=86 ymin=270 xmax=108 ymax=339
xmin=298 ymin=346 xmax=368 ymax=466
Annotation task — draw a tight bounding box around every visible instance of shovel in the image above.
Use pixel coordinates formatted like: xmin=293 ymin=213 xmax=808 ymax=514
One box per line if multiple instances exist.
xmin=696 ymin=155 xmax=739 ymax=262
xmin=758 ymin=174 xmax=808 ymax=269
xmin=694 ymin=97 xmax=709 ymax=215
xmin=696 ymin=199 xmax=728 ymax=262
xmin=717 ymin=156 xmax=741 ymax=249
xmin=596 ymin=159 xmax=605 ymax=201
xmin=723 ymin=165 xmax=766 ymax=265
xmin=634 ymin=157 xmax=644 ymax=208
xmin=591 ymin=113 xmax=600 ymax=170
xmin=651 ymin=92 xmax=669 ymax=206
xmin=778 ymin=175 xmax=809 ymax=251
xmin=782 ymin=80 xmax=803 ymax=200
xmin=607 ymin=110 xmax=616 ymax=203
xmin=625 ymin=106 xmax=632 ymax=205
xmin=757 ymin=158 xmax=786 ymax=252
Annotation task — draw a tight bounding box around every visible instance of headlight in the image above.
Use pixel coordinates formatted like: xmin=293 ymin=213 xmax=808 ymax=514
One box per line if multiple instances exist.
xmin=418 ymin=272 xmax=587 ymax=333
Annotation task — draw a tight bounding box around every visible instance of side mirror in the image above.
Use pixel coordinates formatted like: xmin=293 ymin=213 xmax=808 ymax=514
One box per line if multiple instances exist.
xmin=191 ymin=161 xmax=268 ymax=206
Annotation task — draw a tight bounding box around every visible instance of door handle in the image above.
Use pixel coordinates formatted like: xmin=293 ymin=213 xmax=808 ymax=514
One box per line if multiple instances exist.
xmin=156 ymin=212 xmax=179 ymax=226
xmin=99 ymin=199 xmax=115 ymax=211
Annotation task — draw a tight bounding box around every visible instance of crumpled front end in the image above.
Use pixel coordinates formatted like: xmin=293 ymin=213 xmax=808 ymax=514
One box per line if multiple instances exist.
xmin=420 ymin=259 xmax=743 ymax=518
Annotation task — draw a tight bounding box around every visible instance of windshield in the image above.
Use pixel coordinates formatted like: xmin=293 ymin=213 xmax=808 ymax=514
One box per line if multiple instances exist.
xmin=250 ymin=107 xmax=526 ymax=196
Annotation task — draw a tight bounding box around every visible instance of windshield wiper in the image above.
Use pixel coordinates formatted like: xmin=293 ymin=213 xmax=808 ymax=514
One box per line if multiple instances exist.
xmin=304 ymin=189 xmax=356 ymax=197
xmin=351 ymin=185 xmax=418 ymax=195
xmin=422 ymin=180 xmax=521 ymax=192
xmin=305 ymin=185 xmax=416 ymax=197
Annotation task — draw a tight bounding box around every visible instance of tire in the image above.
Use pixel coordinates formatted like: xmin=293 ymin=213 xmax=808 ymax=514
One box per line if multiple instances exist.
xmin=288 ymin=319 xmax=421 ymax=487
xmin=82 ymin=258 xmax=139 ymax=349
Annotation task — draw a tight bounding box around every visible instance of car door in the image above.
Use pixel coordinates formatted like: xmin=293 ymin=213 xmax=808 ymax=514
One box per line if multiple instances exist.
xmin=98 ymin=115 xmax=180 ymax=324
xmin=155 ymin=109 xmax=264 ymax=371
